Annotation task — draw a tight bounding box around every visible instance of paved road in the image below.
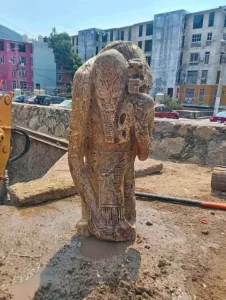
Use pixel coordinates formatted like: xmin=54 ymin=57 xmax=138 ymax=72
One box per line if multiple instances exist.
xmin=155 ymin=117 xmax=226 ymax=127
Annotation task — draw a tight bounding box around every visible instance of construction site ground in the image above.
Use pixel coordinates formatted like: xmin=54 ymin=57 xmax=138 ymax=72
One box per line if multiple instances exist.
xmin=1 ymin=160 xmax=226 ymax=300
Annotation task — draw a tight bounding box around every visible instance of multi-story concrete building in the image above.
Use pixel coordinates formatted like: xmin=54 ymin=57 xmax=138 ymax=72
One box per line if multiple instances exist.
xmin=72 ymin=6 xmax=226 ymax=108
xmin=0 ymin=38 xmax=33 ymax=91
xmin=179 ymin=7 xmax=226 ymax=108
xmin=71 ymin=21 xmax=153 ymax=67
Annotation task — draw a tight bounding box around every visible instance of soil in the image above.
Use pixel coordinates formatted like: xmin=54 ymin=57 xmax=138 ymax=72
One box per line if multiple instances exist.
xmin=1 ymin=161 xmax=226 ymax=300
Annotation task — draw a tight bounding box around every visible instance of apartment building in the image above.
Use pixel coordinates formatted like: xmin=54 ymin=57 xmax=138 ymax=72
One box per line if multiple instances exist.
xmin=0 ymin=26 xmax=57 ymax=93
xmin=71 ymin=21 xmax=153 ymax=66
xmin=179 ymin=7 xmax=226 ymax=107
xmin=71 ymin=6 xmax=226 ymax=108
xmin=0 ymin=39 xmax=33 ymax=91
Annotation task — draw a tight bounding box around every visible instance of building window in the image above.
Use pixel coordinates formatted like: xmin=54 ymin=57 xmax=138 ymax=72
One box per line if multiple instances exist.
xmin=96 ymin=46 xmax=98 ymax=55
xmin=139 ymin=25 xmax=143 ymax=37
xmin=179 ymin=53 xmax=183 ymax=66
xmin=138 ymin=41 xmax=142 ymax=49
xmin=1 ymin=80 xmax=6 ymax=90
xmin=192 ymin=34 xmax=201 ymax=42
xmin=19 ymin=69 xmax=27 ymax=78
xmin=10 ymin=55 xmax=16 ymax=64
xmin=146 ymin=56 xmax=151 ymax=66
xmin=76 ymin=49 xmax=78 ymax=54
xmin=128 ymin=27 xmax=131 ymax=41
xmin=207 ymin=32 xmax=212 ymax=41
xmin=187 ymin=71 xmax=198 ymax=84
xmin=213 ymin=88 xmax=217 ymax=103
xmin=57 ymin=74 xmax=62 ymax=81
xmin=224 ymin=15 xmax=226 ymax=27
xmin=193 ymin=14 xmax=204 ymax=29
xmin=0 ymin=55 xmax=5 ymax=64
xmin=20 ymin=56 xmax=26 ymax=66
xmin=185 ymin=88 xmax=195 ymax=104
xmin=0 ymin=41 xmax=4 ymax=51
xmin=189 ymin=53 xmax=199 ymax=64
xmin=199 ymin=89 xmax=205 ymax=101
xmin=20 ymin=81 xmax=28 ymax=90
xmin=12 ymin=80 xmax=17 ymax=89
xmin=223 ymin=33 xmax=226 ymax=41
xmin=95 ymin=32 xmax=99 ymax=42
xmin=146 ymin=23 xmax=153 ymax=36
xmin=201 ymin=70 xmax=208 ymax=84
xmin=12 ymin=70 xmax=16 ymax=77
xmin=204 ymin=52 xmax=210 ymax=64
xmin=10 ymin=42 xmax=15 ymax=51
xmin=72 ymin=37 xmax=75 ymax=46
xmin=208 ymin=12 xmax=215 ymax=27
xmin=145 ymin=40 xmax=152 ymax=52
xmin=216 ymin=71 xmax=221 ymax=84
xmin=220 ymin=52 xmax=225 ymax=65
xmin=102 ymin=32 xmax=107 ymax=43
xmin=120 ymin=30 xmax=124 ymax=40
xmin=110 ymin=30 xmax=113 ymax=41
xmin=76 ymin=37 xmax=78 ymax=46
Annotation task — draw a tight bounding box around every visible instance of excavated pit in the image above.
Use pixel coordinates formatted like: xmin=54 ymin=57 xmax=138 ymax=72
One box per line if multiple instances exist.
xmin=8 ymin=131 xmax=66 ymax=185
xmin=1 ymin=131 xmax=226 ymax=300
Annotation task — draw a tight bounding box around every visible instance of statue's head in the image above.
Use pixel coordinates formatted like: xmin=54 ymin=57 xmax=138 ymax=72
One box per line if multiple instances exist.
xmin=100 ymin=41 xmax=152 ymax=94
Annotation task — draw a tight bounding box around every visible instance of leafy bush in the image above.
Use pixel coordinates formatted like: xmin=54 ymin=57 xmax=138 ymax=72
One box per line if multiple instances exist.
xmin=159 ymin=96 xmax=183 ymax=110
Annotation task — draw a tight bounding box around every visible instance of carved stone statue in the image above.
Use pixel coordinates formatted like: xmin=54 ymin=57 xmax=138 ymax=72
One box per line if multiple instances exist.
xmin=68 ymin=41 xmax=154 ymax=241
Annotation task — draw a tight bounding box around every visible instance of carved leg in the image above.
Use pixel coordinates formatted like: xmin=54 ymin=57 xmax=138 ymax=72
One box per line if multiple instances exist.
xmin=76 ymin=193 xmax=90 ymax=236
xmin=124 ymin=162 xmax=136 ymax=222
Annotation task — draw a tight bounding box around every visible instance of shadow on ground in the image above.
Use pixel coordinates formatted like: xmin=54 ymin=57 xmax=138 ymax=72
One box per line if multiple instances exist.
xmin=33 ymin=235 xmax=141 ymax=300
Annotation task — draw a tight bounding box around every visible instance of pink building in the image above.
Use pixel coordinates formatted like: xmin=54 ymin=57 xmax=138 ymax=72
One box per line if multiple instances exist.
xmin=0 ymin=39 xmax=33 ymax=92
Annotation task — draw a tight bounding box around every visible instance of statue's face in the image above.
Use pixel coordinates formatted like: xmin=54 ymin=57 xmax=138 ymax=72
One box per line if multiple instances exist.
xmin=127 ymin=59 xmax=144 ymax=95
xmin=128 ymin=79 xmax=141 ymax=94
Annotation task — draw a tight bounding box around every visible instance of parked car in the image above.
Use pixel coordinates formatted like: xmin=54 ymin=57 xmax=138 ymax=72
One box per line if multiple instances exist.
xmin=12 ymin=95 xmax=27 ymax=103
xmin=47 ymin=96 xmax=65 ymax=106
xmin=34 ymin=95 xmax=65 ymax=106
xmin=154 ymin=104 xmax=179 ymax=119
xmin=34 ymin=95 xmax=52 ymax=105
xmin=51 ymin=99 xmax=72 ymax=110
xmin=210 ymin=111 xmax=226 ymax=123
xmin=25 ymin=95 xmax=36 ymax=104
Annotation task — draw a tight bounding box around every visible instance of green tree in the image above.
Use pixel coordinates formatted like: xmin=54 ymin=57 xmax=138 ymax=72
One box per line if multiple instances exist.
xmin=48 ymin=28 xmax=82 ymax=78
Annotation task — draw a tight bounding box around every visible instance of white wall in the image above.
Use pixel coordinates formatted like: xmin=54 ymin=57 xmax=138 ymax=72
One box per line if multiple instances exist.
xmin=151 ymin=10 xmax=186 ymax=96
xmin=32 ymin=41 xmax=56 ymax=93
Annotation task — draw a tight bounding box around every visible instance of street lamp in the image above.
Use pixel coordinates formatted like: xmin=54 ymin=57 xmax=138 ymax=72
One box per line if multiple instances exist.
xmin=214 ymin=39 xmax=226 ymax=115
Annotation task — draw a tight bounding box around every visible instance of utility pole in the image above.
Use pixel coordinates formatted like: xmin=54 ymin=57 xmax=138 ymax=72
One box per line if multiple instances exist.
xmin=214 ymin=8 xmax=226 ymax=115
xmin=214 ymin=49 xmax=226 ymax=115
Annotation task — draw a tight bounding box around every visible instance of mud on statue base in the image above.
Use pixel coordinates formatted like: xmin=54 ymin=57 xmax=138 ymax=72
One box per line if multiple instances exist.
xmin=69 ymin=41 xmax=154 ymax=242
xmin=77 ymin=219 xmax=136 ymax=242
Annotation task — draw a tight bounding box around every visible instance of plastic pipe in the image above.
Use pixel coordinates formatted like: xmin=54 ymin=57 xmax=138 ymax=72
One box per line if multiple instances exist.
xmin=135 ymin=192 xmax=226 ymax=211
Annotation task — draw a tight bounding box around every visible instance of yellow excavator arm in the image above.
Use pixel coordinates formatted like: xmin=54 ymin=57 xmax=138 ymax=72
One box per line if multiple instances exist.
xmin=0 ymin=93 xmax=31 ymax=204
xmin=0 ymin=94 xmax=12 ymax=181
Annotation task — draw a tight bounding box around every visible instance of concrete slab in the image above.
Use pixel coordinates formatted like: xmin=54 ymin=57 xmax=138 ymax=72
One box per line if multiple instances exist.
xmin=8 ymin=153 xmax=163 ymax=207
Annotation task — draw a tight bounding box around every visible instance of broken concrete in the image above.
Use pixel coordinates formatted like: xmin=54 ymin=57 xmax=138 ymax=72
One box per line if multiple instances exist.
xmin=8 ymin=153 xmax=163 ymax=207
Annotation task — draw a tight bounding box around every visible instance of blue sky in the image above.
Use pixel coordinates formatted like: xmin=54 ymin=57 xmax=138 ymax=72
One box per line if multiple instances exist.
xmin=0 ymin=0 xmax=225 ymax=38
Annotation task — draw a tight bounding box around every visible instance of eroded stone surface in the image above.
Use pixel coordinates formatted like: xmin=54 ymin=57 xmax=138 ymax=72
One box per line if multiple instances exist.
xmin=68 ymin=41 xmax=154 ymax=241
